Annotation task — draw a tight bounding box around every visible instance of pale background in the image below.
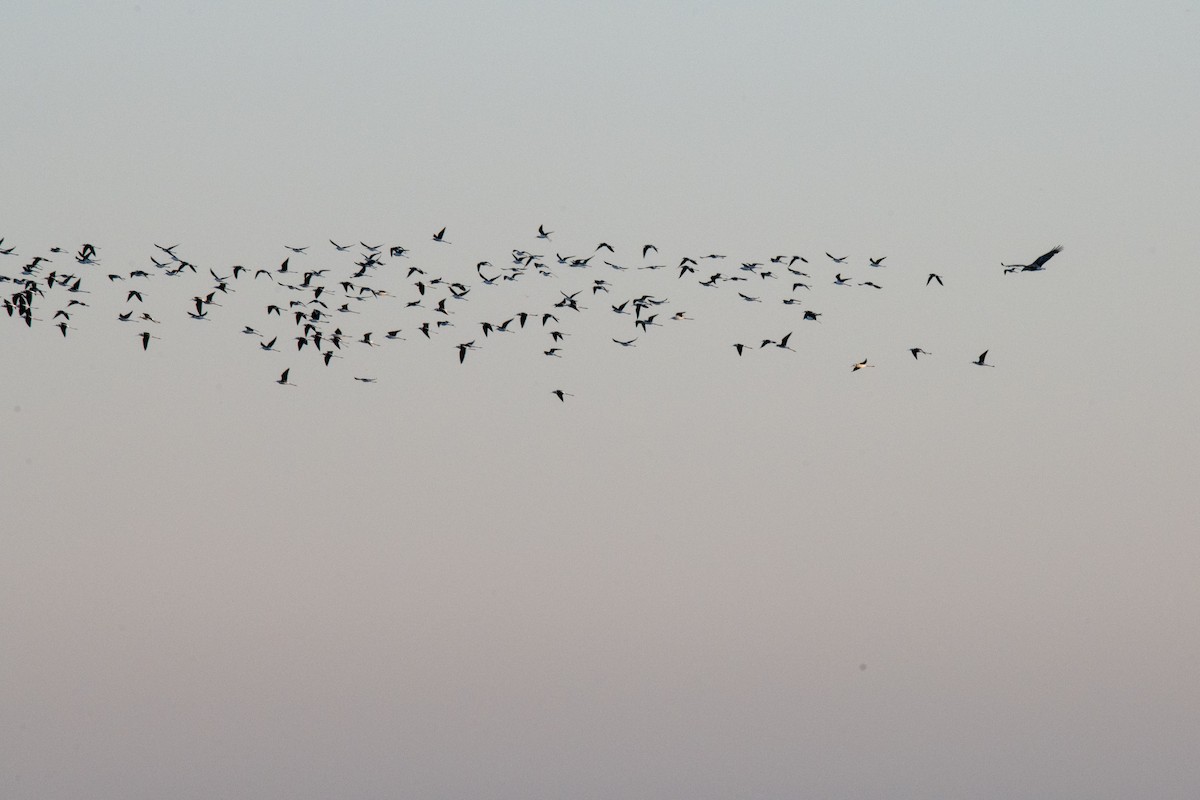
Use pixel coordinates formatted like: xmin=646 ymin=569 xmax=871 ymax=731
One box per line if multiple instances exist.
xmin=3 ymin=2 xmax=1199 ymax=798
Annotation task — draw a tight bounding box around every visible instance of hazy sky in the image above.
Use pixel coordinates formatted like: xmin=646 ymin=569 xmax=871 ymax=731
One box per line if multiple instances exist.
xmin=4 ymin=2 xmax=1200 ymax=799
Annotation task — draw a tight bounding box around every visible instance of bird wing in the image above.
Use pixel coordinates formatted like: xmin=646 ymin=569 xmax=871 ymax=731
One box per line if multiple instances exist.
xmin=1031 ymin=245 xmax=1062 ymax=269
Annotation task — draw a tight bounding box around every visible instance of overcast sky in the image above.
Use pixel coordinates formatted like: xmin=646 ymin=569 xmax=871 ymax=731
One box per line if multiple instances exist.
xmin=3 ymin=2 xmax=1200 ymax=799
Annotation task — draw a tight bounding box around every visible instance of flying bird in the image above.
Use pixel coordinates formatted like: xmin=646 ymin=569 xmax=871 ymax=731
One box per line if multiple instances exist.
xmin=852 ymin=359 xmax=874 ymax=371
xmin=927 ymin=273 xmax=944 ymax=286
xmin=1004 ymin=245 xmax=1062 ymax=272
xmin=973 ymin=350 xmax=994 ymax=367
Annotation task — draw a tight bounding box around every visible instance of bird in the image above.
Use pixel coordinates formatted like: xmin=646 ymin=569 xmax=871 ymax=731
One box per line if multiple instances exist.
xmin=833 ymin=273 xmax=852 ymax=285
xmin=276 ymin=368 xmax=294 ymax=385
xmin=551 ymin=389 xmax=573 ymax=401
xmin=973 ymin=350 xmax=994 ymax=367
xmin=612 ymin=338 xmax=638 ymax=347
xmin=852 ymin=359 xmax=874 ymax=371
xmin=1004 ymin=245 xmax=1062 ymax=272
xmin=869 ymin=256 xmax=886 ymax=266
xmin=910 ymin=348 xmax=931 ymax=359
xmin=537 ymin=224 xmax=552 ymax=240
xmin=826 ymin=253 xmax=848 ymax=263
xmin=432 ymin=227 xmax=448 ymax=243
xmin=927 ymin=273 xmax=943 ymax=286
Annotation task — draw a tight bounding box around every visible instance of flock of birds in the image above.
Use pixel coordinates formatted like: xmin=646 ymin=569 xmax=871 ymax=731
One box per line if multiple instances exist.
xmin=1 ymin=231 xmax=1063 ymax=399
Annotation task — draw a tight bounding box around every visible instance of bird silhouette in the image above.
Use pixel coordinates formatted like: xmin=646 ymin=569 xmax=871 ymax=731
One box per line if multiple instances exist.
xmin=1004 ymin=245 xmax=1062 ymax=272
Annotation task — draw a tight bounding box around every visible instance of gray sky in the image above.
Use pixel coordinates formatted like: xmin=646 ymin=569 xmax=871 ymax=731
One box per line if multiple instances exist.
xmin=3 ymin=2 xmax=1200 ymax=798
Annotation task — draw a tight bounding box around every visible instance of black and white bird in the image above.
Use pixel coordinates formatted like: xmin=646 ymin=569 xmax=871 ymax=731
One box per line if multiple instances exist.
xmin=1004 ymin=245 xmax=1062 ymax=272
